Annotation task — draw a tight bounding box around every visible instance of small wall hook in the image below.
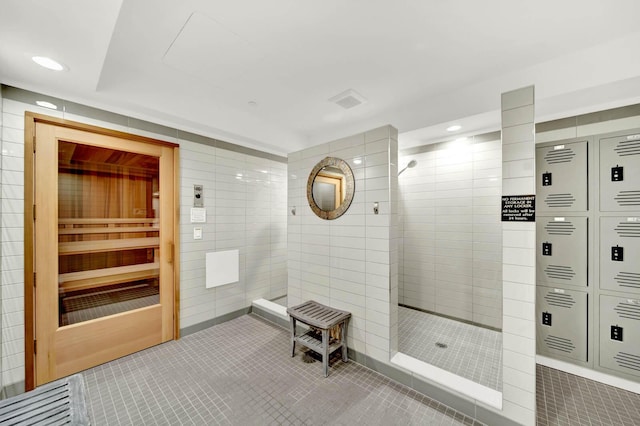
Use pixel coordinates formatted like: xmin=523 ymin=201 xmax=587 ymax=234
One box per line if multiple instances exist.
xmin=291 ymin=206 xmax=296 ymax=216
xmin=373 ymin=202 xmax=379 ymax=215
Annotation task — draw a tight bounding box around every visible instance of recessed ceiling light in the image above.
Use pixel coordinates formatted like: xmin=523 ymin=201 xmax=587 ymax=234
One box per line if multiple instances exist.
xmin=36 ymin=101 xmax=58 ymax=109
xmin=32 ymin=56 xmax=66 ymax=71
xmin=446 ymin=125 xmax=462 ymax=132
xmin=353 ymin=158 xmax=362 ymax=165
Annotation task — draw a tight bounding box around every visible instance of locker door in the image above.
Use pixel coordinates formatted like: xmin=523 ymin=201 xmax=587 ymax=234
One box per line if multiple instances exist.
xmin=599 ymin=295 xmax=640 ymax=379
xmin=600 ymin=217 xmax=640 ymax=294
xmin=537 ymin=216 xmax=587 ymax=288
xmin=537 ymin=286 xmax=588 ymax=362
xmin=536 ymin=141 xmax=588 ymax=212
xmin=600 ymin=132 xmax=640 ymax=211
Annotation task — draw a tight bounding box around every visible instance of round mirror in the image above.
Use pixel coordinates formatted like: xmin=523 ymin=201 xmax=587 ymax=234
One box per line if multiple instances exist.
xmin=307 ymin=157 xmax=355 ymax=220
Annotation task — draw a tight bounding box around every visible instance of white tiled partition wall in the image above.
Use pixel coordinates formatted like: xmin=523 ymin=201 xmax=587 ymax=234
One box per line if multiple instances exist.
xmin=0 ymin=85 xmax=3 ymax=393
xmin=398 ymin=132 xmax=503 ymax=329
xmin=0 ymin=92 xmax=33 ymax=392
xmin=287 ymin=125 xmax=398 ymax=362
xmin=0 ymin=86 xmax=287 ymax=394
xmin=500 ymin=86 xmax=537 ymax=425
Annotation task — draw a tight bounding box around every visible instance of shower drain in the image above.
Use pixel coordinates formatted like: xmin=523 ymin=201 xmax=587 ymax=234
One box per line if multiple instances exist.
xmin=435 ymin=342 xmax=448 ymax=349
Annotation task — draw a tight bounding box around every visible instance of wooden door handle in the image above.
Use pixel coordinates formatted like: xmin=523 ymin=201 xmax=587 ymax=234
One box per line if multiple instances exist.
xmin=167 ymin=242 xmax=174 ymax=264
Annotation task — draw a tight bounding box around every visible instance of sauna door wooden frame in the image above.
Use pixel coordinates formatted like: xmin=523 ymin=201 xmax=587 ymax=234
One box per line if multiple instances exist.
xmin=24 ymin=113 xmax=180 ymax=390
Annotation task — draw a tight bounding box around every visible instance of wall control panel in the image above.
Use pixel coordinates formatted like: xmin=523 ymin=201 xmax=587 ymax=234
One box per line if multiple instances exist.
xmin=193 ymin=184 xmax=204 ymax=207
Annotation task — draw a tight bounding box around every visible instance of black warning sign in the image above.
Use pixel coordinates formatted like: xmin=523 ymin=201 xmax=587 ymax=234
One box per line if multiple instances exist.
xmin=501 ymin=195 xmax=535 ymax=222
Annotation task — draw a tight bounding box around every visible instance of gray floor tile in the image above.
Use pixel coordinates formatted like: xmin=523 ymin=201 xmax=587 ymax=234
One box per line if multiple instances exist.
xmin=83 ymin=314 xmax=483 ymax=425
xmin=398 ymin=306 xmax=503 ymax=391
xmin=80 ymin=310 xmax=640 ymax=425
xmin=536 ymin=364 xmax=640 ymax=426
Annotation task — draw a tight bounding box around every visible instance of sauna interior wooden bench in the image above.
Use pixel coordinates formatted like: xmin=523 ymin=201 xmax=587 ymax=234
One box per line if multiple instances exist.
xmin=287 ymin=300 xmax=351 ymax=377
xmin=57 ymin=218 xmax=160 ymax=294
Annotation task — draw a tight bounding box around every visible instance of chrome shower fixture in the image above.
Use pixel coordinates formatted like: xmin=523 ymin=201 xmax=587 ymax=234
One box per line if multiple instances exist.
xmin=398 ymin=159 xmax=417 ymax=176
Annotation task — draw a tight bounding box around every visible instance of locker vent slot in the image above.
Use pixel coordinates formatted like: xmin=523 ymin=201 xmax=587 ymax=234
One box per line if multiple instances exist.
xmin=614 ymin=302 xmax=640 ymax=320
xmin=615 ymin=222 xmax=640 ymax=237
xmin=544 ymin=292 xmax=576 ymax=308
xmin=544 ymin=148 xmax=576 ymax=164
xmin=544 ymin=265 xmax=576 ymax=281
xmin=544 ymin=221 xmax=576 ymax=235
xmin=613 ymin=140 xmax=640 ymax=157
xmin=544 ymin=194 xmax=576 ymax=208
xmin=613 ymin=352 xmax=640 ymax=372
xmin=544 ymin=335 xmax=575 ymax=353
xmin=615 ymin=272 xmax=640 ymax=290
xmin=614 ymin=191 xmax=640 ymax=207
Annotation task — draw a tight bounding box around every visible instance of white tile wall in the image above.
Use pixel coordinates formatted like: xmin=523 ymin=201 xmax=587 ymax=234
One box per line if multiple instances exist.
xmin=178 ymin=139 xmax=287 ymax=328
xmin=500 ymin=86 xmax=536 ymax=426
xmin=288 ymin=125 xmax=397 ymax=362
xmin=0 ymin=95 xmax=287 ymax=389
xmin=0 ymin=97 xmax=27 ymax=389
xmin=398 ymin=135 xmax=503 ymax=329
xmin=0 ymin=86 xmax=3 ymax=391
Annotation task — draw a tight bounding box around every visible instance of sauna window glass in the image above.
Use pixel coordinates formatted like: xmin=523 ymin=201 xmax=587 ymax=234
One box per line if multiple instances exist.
xmin=57 ymin=141 xmax=161 ymax=326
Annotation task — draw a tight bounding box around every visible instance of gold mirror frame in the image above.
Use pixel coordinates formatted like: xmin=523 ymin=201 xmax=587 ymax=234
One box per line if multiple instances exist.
xmin=307 ymin=156 xmax=355 ymax=220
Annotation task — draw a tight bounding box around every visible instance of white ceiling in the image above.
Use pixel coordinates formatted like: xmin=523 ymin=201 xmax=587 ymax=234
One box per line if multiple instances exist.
xmin=2 ymin=1 xmax=640 ymax=155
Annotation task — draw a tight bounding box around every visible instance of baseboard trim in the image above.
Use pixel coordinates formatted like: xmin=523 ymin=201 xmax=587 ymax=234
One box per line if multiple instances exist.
xmin=180 ymin=307 xmax=251 ymax=337
xmin=1 ymin=381 xmax=25 ymax=399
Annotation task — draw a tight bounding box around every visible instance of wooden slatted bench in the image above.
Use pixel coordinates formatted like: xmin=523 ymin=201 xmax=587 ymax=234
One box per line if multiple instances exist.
xmin=287 ymin=300 xmax=351 ymax=377
xmin=0 ymin=374 xmax=89 ymax=425
xmin=58 ymin=262 xmax=160 ymax=293
xmin=58 ymin=218 xmax=160 ymax=293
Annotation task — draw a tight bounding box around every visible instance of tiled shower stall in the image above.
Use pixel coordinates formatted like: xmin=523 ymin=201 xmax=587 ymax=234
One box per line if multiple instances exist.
xmin=398 ymin=132 xmax=503 ymax=329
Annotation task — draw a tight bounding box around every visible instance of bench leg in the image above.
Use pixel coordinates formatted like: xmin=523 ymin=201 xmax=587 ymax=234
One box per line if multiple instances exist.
xmin=341 ymin=320 xmax=349 ymax=362
xmin=290 ymin=317 xmax=296 ymax=357
xmin=322 ymin=328 xmax=330 ymax=377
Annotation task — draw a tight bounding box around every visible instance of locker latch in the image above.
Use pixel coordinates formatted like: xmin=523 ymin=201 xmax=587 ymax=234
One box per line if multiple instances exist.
xmin=611 ymin=245 xmax=624 ymax=262
xmin=542 ymin=242 xmax=552 ymax=256
xmin=542 ymin=172 xmax=552 ymax=186
xmin=542 ymin=312 xmax=552 ymax=326
xmin=611 ymin=325 xmax=623 ymax=341
xmin=611 ymin=165 xmax=623 ymax=182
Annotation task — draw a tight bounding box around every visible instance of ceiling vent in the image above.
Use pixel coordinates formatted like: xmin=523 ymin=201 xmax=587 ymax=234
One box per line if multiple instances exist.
xmin=329 ymin=89 xmax=367 ymax=109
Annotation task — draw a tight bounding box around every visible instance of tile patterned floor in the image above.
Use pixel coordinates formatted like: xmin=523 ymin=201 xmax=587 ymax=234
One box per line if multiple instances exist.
xmin=398 ymin=306 xmax=503 ymax=391
xmin=80 ymin=310 xmax=640 ymax=425
xmin=83 ymin=314 xmax=484 ymax=425
xmin=536 ymin=365 xmax=640 ymax=426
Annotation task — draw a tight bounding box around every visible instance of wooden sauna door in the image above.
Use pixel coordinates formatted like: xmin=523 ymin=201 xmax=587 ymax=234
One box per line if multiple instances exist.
xmin=31 ymin=120 xmax=177 ymax=386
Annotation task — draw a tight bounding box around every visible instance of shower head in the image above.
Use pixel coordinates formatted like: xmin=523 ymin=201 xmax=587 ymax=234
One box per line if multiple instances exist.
xmin=398 ymin=159 xmax=417 ymax=176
